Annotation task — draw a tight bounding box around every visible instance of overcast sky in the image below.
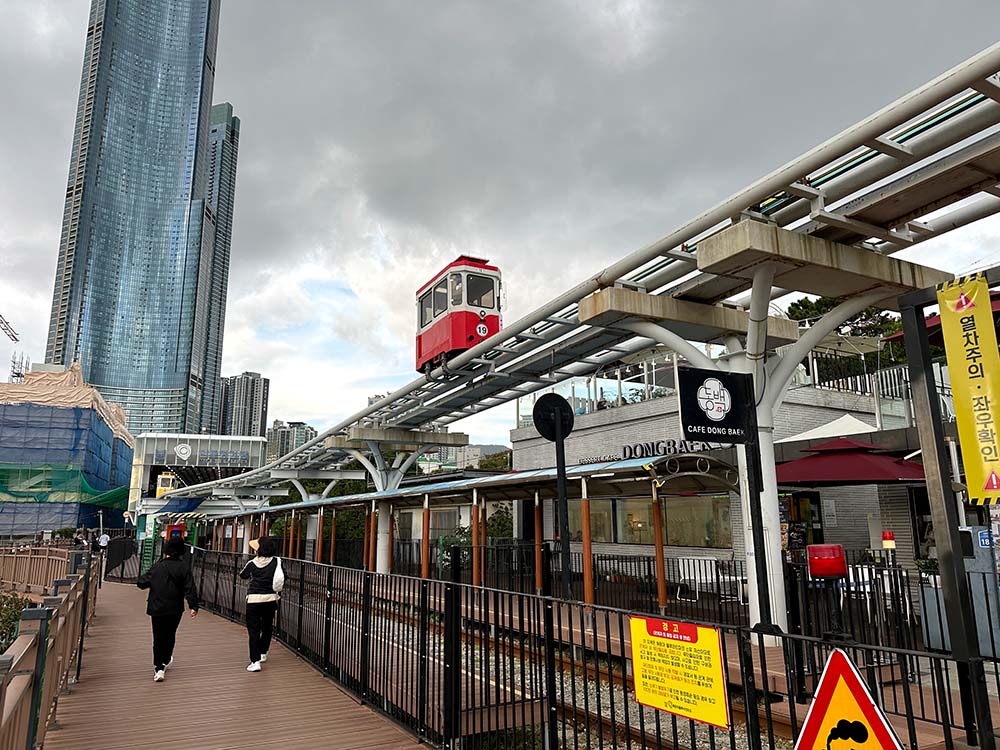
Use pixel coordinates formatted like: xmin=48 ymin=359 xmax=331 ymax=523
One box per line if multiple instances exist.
xmin=2 ymin=1 xmax=1000 ymax=445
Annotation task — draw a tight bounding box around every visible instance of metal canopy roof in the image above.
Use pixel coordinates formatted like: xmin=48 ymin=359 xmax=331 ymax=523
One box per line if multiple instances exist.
xmin=162 ymin=43 xmax=1000 ymax=502
xmin=204 ymin=453 xmax=740 ymax=520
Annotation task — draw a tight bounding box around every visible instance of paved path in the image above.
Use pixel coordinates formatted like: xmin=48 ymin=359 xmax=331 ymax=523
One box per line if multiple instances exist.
xmin=45 ymin=583 xmax=421 ymax=750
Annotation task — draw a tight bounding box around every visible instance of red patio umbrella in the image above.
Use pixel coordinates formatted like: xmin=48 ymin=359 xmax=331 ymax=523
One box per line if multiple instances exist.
xmin=775 ymin=437 xmax=925 ymax=486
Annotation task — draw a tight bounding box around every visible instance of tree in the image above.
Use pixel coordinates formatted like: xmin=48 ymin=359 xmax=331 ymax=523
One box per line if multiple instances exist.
xmin=479 ymin=450 xmax=512 ymax=471
xmin=486 ymin=503 xmax=514 ymax=538
xmin=785 ymin=296 xmax=907 ymax=383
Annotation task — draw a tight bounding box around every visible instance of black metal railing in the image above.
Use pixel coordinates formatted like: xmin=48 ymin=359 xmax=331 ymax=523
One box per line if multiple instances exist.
xmin=294 ymin=540 xmax=931 ymax=648
xmin=191 ymin=547 xmax=995 ymax=750
xmin=103 ymin=536 xmax=140 ymax=583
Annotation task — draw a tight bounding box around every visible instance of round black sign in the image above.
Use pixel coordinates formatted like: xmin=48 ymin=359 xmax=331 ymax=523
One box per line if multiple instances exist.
xmin=532 ymin=393 xmax=575 ymax=442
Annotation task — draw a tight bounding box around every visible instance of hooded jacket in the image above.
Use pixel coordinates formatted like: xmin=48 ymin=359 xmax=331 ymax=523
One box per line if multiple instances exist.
xmin=239 ymin=556 xmax=284 ymax=603
xmin=136 ymin=556 xmax=199 ymax=616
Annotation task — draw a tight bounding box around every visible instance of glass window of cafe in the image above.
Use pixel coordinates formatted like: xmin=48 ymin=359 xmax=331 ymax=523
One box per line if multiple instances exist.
xmin=562 ymin=495 xmax=732 ymax=549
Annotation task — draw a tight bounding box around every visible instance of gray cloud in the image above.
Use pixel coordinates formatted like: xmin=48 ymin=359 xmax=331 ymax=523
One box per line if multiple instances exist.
xmin=2 ymin=1 xmax=1000 ymax=440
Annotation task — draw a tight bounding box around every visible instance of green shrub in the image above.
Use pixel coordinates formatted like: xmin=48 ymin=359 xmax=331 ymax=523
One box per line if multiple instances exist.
xmin=0 ymin=591 xmax=31 ymax=651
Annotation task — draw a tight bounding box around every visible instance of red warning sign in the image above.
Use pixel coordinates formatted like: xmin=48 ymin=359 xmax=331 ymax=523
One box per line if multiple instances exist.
xmin=954 ymin=292 xmax=976 ymax=312
xmin=985 ymin=471 xmax=1000 ymax=492
xmin=793 ymin=649 xmax=902 ymax=750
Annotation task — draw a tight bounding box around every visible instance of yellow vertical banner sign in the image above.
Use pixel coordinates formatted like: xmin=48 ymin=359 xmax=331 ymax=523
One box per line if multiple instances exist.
xmin=937 ymin=273 xmax=1000 ymax=504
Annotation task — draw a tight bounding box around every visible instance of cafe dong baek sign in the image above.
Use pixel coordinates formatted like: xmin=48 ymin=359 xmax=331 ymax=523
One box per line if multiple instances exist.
xmin=579 ymin=439 xmax=720 ymax=464
xmin=677 ymin=367 xmax=754 ymax=445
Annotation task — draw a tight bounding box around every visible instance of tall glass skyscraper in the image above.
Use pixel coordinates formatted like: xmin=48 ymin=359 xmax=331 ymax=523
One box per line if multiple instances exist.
xmin=201 ymin=103 xmax=241 ymax=433
xmin=46 ymin=0 xmax=228 ymax=435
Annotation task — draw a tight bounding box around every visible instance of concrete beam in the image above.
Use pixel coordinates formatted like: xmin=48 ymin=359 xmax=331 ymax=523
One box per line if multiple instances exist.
xmin=325 ymin=436 xmax=420 ymax=452
xmin=695 ymin=221 xmax=951 ymax=310
xmin=212 ymin=487 xmax=289 ymax=498
xmin=325 ymin=427 xmax=469 ymax=451
xmin=349 ymin=426 xmax=468 ymax=446
xmin=269 ymin=469 xmax=367 ymax=480
xmin=578 ymin=287 xmax=799 ymax=346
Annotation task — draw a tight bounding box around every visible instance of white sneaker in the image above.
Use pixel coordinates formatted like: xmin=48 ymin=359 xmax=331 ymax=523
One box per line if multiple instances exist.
xmin=260 ymin=653 xmax=267 ymax=663
xmin=166 ymin=657 xmax=174 ymax=669
xmin=246 ymin=662 xmax=261 ymax=672
xmin=153 ymin=670 xmax=165 ymax=682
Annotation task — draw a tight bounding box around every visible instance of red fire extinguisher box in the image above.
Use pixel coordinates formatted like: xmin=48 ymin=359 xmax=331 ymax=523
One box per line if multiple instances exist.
xmin=807 ymin=544 xmax=847 ymax=579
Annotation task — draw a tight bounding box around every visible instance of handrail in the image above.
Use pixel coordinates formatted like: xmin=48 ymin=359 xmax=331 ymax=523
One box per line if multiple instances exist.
xmin=0 ymin=547 xmax=72 ymax=596
xmin=0 ymin=549 xmax=99 ymax=748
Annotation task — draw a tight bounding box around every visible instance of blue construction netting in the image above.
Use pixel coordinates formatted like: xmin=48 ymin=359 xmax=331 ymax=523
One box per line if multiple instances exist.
xmin=0 ymin=403 xmax=126 ymax=492
xmin=112 ymin=437 xmax=133 ymax=488
xmin=0 ymin=501 xmax=126 ymax=536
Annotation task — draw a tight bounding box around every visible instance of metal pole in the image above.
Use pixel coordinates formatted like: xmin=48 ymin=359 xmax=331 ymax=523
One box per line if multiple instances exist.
xmin=900 ymin=289 xmax=994 ymax=750
xmin=541 ymin=546 xmax=559 ymax=750
xmin=554 ymin=416 xmax=572 ymax=600
xmin=744 ymin=377 xmax=776 ymax=633
xmin=651 ymin=481 xmax=669 ymax=611
xmin=580 ymin=478 xmax=595 ymax=608
xmin=534 ymin=492 xmax=544 ymax=594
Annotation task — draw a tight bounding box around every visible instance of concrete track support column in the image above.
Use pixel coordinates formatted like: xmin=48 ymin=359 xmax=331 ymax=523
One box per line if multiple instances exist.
xmin=472 ymin=490 xmax=481 ymax=586
xmin=421 ymin=495 xmax=431 ymax=580
xmin=328 ymin=509 xmax=337 ymax=566
xmin=314 ymin=509 xmax=324 ymax=563
xmin=362 ymin=506 xmax=371 ymax=571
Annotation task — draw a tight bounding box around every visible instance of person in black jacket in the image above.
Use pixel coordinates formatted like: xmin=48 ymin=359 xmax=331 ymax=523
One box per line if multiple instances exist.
xmin=239 ymin=536 xmax=284 ymax=672
xmin=136 ymin=538 xmax=199 ymax=681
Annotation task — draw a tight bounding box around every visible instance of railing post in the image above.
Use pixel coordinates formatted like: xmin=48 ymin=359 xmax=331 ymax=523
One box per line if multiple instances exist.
xmin=738 ymin=628 xmax=764 ymax=750
xmin=22 ymin=608 xmax=53 ymax=750
xmin=230 ymin=553 xmax=238 ymax=618
xmin=359 ymin=568 xmax=373 ymax=703
xmin=214 ymin=551 xmax=221 ymax=612
xmin=0 ymin=654 xmax=13 ymax=724
xmin=541 ymin=545 xmax=559 ymax=750
xmin=296 ymin=561 xmax=305 ymax=651
xmin=323 ymin=566 xmax=333 ymax=671
xmin=198 ymin=548 xmax=207 ymax=596
xmin=74 ymin=559 xmax=91 ymax=683
xmin=442 ymin=546 xmax=463 ymax=747
xmin=417 ymin=578 xmax=430 ymax=738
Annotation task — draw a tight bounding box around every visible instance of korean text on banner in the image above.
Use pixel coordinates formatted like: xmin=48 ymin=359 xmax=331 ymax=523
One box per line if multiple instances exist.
xmin=629 ymin=616 xmax=730 ymax=729
xmin=937 ymin=273 xmax=1000 ymax=504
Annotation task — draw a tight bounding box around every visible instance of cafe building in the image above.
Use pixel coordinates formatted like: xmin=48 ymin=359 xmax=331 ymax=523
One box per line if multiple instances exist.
xmin=510 ymin=379 xmax=915 ymax=564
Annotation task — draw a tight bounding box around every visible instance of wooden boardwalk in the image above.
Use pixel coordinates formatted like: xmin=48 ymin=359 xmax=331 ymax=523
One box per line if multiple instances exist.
xmin=44 ymin=583 xmax=421 ymax=750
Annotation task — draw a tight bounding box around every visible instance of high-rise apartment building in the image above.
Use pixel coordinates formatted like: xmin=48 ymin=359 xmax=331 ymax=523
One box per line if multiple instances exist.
xmin=220 ymin=372 xmax=269 ymax=437
xmin=266 ymin=420 xmax=318 ymax=462
xmin=46 ymin=0 xmax=228 ymax=435
xmin=200 ymin=103 xmax=241 ymax=432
